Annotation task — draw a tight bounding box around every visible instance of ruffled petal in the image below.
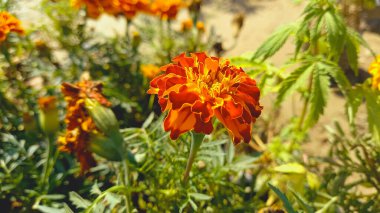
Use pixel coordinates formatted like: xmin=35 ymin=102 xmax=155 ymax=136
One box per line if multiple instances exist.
xmin=215 ymin=110 xmax=251 ymax=144
xmin=164 ymin=107 xmax=197 ymax=140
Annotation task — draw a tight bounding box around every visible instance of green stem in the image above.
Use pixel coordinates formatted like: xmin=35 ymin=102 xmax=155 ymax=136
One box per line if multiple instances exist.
xmin=40 ymin=134 xmax=54 ymax=193
xmin=126 ymin=19 xmax=131 ymax=43
xmin=1 ymin=43 xmax=12 ymax=66
xmin=121 ymin=159 xmax=131 ymax=213
xmin=182 ymin=132 xmax=205 ymax=185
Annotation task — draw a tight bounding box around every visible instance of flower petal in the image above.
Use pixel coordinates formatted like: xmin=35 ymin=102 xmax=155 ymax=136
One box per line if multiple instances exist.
xmin=164 ymin=107 xmax=196 ymax=140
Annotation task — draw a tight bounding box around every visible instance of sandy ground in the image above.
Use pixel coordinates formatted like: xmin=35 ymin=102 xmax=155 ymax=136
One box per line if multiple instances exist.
xmin=16 ymin=0 xmax=380 ymax=155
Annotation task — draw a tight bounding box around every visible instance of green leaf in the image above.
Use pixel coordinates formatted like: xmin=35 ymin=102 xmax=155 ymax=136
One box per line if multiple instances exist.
xmin=253 ymin=24 xmax=296 ymax=61
xmin=268 ymin=183 xmax=296 ymax=213
xmin=274 ymin=163 xmax=306 ymax=174
xmin=63 ymin=203 xmax=74 ymax=213
xmin=276 ymin=63 xmax=314 ymax=106
xmin=346 ymin=33 xmax=359 ymax=75
xmin=188 ymin=198 xmax=198 ymax=211
xmin=69 ymin=192 xmax=91 ymax=209
xmin=348 ymin=28 xmax=376 ymax=58
xmin=179 ymin=200 xmax=189 ymax=213
xmin=321 ymin=61 xmax=350 ymax=93
xmin=324 ymin=10 xmax=346 ymax=57
xmin=346 ymin=86 xmax=363 ymax=126
xmin=189 ymin=192 xmax=212 ymax=201
xmin=33 ymin=205 xmax=64 ymax=213
xmin=364 ymin=88 xmax=380 ymax=141
xmin=305 ymin=64 xmax=330 ymax=128
xmin=289 ymin=188 xmax=314 ymax=213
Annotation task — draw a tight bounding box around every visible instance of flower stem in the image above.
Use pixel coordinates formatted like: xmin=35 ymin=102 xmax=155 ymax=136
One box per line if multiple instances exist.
xmin=182 ymin=132 xmax=205 ymax=185
xmin=40 ymin=134 xmax=54 ymax=193
xmin=121 ymin=159 xmax=132 ymax=213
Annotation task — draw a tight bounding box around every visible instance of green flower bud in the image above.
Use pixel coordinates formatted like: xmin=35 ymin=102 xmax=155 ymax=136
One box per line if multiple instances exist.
xmin=85 ymin=98 xmax=119 ymax=135
xmin=38 ymin=96 xmax=59 ymax=134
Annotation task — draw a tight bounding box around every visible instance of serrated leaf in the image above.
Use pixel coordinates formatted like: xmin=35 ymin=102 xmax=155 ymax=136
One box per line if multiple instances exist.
xmin=276 ymin=63 xmax=314 ymax=106
xmin=324 ymin=10 xmax=346 ymax=57
xmin=268 ymin=183 xmax=296 ymax=213
xmin=346 ymin=33 xmax=359 ymax=75
xmin=364 ymin=88 xmax=380 ymax=141
xmin=253 ymin=24 xmax=296 ymax=61
xmin=189 ymin=192 xmax=212 ymax=201
xmin=69 ymin=192 xmax=91 ymax=209
xmin=348 ymin=28 xmax=376 ymax=57
xmin=91 ymin=182 xmax=102 ymax=195
xmin=321 ymin=61 xmax=350 ymax=93
xmin=346 ymin=87 xmax=363 ymax=126
xmin=305 ymin=64 xmax=330 ymax=128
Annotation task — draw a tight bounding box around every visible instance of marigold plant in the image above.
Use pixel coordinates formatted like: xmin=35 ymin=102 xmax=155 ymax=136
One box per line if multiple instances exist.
xmin=58 ymin=81 xmax=111 ymax=172
xmin=369 ymin=55 xmax=380 ymax=90
xmin=148 ymin=52 xmax=262 ymax=144
xmin=0 ymin=11 xmax=24 ymax=42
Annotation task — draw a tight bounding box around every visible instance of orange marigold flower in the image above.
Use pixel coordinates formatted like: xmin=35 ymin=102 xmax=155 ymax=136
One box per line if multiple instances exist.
xmin=141 ymin=64 xmax=162 ymax=79
xmin=150 ymin=0 xmax=183 ymax=20
xmin=369 ymin=55 xmax=380 ymax=90
xmin=196 ymin=21 xmax=205 ymax=32
xmin=71 ymin=0 xmax=120 ymax=19
xmin=147 ymin=52 xmax=262 ymax=144
xmin=0 ymin=12 xmax=24 ymax=42
xmin=59 ymin=81 xmax=111 ymax=172
xmin=181 ymin=18 xmax=193 ymax=32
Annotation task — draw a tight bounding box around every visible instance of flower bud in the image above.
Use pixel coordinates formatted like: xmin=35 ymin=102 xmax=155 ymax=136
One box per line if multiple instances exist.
xmin=84 ymin=98 xmax=119 ymax=135
xmin=132 ymin=31 xmax=141 ymax=49
xmin=181 ymin=18 xmax=193 ymax=32
xmin=196 ymin=21 xmax=205 ymax=33
xmin=38 ymin=96 xmax=59 ymax=134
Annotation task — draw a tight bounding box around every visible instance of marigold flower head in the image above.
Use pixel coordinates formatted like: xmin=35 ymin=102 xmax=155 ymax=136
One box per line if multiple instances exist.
xmin=150 ymin=0 xmax=183 ymax=20
xmin=59 ymin=81 xmax=111 ymax=172
xmin=0 ymin=12 xmax=24 ymax=42
xmin=71 ymin=0 xmax=120 ymax=19
xmin=369 ymin=55 xmax=380 ymax=90
xmin=148 ymin=52 xmax=262 ymax=144
xmin=181 ymin=18 xmax=193 ymax=32
xmin=141 ymin=64 xmax=162 ymax=79
xmin=38 ymin=96 xmax=57 ymax=112
xmin=196 ymin=21 xmax=205 ymax=32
